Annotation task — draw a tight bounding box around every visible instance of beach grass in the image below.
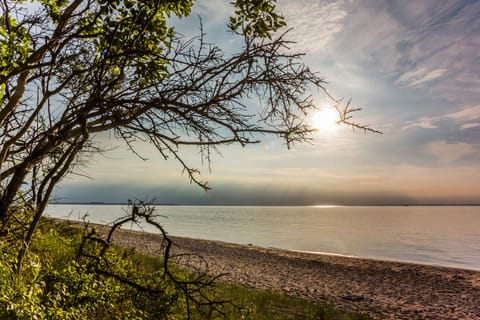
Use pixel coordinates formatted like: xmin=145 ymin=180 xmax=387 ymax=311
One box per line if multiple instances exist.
xmin=216 ymin=284 xmax=373 ymax=320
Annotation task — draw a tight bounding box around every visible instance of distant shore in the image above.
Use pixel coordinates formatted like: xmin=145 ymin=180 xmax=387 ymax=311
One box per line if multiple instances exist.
xmin=49 ymin=202 xmax=480 ymax=206
xmin=58 ymin=219 xmax=480 ymax=320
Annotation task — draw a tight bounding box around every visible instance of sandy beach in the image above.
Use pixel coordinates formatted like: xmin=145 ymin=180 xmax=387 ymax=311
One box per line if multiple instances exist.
xmin=63 ymin=221 xmax=480 ymax=320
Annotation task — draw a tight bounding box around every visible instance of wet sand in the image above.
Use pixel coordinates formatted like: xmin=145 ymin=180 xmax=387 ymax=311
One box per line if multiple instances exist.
xmin=61 ymin=220 xmax=480 ymax=319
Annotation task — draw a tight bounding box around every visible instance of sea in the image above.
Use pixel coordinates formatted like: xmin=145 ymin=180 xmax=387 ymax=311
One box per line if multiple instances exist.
xmin=45 ymin=204 xmax=480 ymax=271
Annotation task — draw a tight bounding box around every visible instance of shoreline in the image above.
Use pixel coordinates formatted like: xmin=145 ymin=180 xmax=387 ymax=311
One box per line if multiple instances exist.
xmin=288 ymin=248 xmax=480 ymax=272
xmin=57 ymin=219 xmax=480 ymax=320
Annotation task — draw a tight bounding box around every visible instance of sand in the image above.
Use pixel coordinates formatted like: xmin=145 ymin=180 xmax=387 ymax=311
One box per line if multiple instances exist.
xmin=61 ymin=220 xmax=480 ymax=320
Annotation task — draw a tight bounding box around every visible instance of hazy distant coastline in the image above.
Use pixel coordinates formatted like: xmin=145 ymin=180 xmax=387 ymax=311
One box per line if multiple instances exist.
xmin=49 ymin=201 xmax=480 ymax=206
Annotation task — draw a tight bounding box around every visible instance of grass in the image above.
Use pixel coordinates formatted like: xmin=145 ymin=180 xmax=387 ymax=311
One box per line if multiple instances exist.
xmin=217 ymin=285 xmax=373 ymax=320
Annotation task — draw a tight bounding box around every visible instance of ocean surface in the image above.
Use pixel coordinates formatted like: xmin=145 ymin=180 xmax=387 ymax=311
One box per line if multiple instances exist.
xmin=45 ymin=205 xmax=480 ymax=270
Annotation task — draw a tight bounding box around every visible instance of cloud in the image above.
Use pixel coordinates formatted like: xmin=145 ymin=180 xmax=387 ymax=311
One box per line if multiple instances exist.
xmin=323 ymin=1 xmax=480 ymax=105
xmin=397 ymin=68 xmax=448 ymax=87
xmin=403 ymin=105 xmax=480 ymax=130
xmin=404 ymin=119 xmax=439 ymax=130
xmin=461 ymin=122 xmax=480 ymax=129
xmin=277 ymin=0 xmax=479 ymax=107
xmin=390 ymin=1 xmax=480 ymax=102
xmin=396 ymin=68 xmax=428 ymax=84
xmin=277 ymin=0 xmax=348 ymax=53
xmin=443 ymin=105 xmax=480 ymax=120
xmin=426 ymin=140 xmax=476 ymax=163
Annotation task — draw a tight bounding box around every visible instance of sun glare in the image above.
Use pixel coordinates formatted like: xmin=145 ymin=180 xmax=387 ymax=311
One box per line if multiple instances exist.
xmin=310 ymin=106 xmax=340 ymax=133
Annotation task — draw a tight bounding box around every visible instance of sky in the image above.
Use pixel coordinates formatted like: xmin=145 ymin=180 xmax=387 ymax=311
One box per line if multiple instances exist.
xmin=54 ymin=0 xmax=480 ymax=205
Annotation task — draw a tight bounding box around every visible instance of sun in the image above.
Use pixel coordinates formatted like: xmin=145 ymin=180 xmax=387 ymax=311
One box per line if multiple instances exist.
xmin=310 ymin=106 xmax=340 ymax=133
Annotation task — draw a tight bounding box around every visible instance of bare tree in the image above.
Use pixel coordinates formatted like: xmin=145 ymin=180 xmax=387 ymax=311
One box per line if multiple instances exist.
xmin=0 ymin=0 xmax=378 ymax=252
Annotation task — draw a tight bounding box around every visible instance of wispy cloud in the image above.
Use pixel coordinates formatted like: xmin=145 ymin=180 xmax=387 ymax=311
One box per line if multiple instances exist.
xmin=278 ymin=0 xmax=348 ymax=53
xmin=309 ymin=1 xmax=480 ymax=103
xmin=397 ymin=68 xmax=448 ymax=87
xmin=461 ymin=122 xmax=480 ymax=129
xmin=403 ymin=105 xmax=480 ymax=130
xmin=390 ymin=1 xmax=480 ymax=102
xmin=444 ymin=105 xmax=480 ymax=120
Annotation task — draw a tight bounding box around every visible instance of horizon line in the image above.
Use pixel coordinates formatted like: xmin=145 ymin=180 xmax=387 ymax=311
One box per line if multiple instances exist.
xmin=49 ymin=201 xmax=480 ymax=207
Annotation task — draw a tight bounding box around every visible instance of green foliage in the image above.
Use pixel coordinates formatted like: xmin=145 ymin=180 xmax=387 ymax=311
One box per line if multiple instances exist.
xmin=0 ymin=82 xmax=5 ymax=100
xmin=71 ymin=0 xmax=194 ymax=89
xmin=40 ymin=0 xmax=69 ymax=21
xmin=229 ymin=0 xmax=287 ymax=38
xmin=0 ymin=14 xmax=31 ymax=77
xmin=0 ymin=240 xmax=47 ymax=319
xmin=0 ymin=221 xmax=177 ymax=319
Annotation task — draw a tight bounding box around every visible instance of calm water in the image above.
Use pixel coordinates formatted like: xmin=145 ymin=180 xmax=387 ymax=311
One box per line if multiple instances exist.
xmin=45 ymin=205 xmax=480 ymax=270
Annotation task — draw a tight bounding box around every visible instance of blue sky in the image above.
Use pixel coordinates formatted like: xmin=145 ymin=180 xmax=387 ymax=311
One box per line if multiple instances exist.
xmin=54 ymin=0 xmax=480 ymax=205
